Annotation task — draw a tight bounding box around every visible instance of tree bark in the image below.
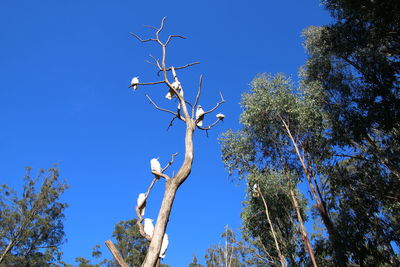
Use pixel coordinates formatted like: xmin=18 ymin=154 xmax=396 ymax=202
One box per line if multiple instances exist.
xmin=289 ymin=187 xmax=318 ymax=267
xmin=0 ymin=239 xmax=14 ymax=264
xmin=105 ymin=240 xmax=129 ymax=267
xmin=281 ymin=118 xmax=347 ymax=266
xmin=141 ymin=121 xmax=195 ymax=267
xmin=258 ymin=187 xmax=287 ymax=267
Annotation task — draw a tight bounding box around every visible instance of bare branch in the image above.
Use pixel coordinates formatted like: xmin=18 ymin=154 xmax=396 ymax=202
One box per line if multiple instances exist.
xmin=203 ymin=92 xmax=225 ymax=116
xmin=136 ymin=176 xmax=160 ymax=241
xmin=167 ymin=116 xmax=178 ymax=131
xmin=128 ymin=81 xmax=165 ymax=88
xmin=145 ymin=94 xmax=180 ymax=117
xmin=165 ymin=34 xmax=187 ymax=46
xmin=197 ymin=118 xmax=223 ymax=130
xmin=162 ymin=152 xmax=178 ymax=173
xmin=149 ymin=55 xmax=162 ymax=70
xmin=151 ymin=170 xmax=170 ymax=180
xmin=158 ymin=62 xmax=200 ymax=76
xmin=129 ymin=32 xmax=157 ymax=43
xmin=143 ymin=25 xmax=159 ymax=31
xmin=105 ymin=240 xmax=129 ymax=267
xmin=192 ymin=75 xmax=203 ymax=118
xmin=155 ymin=17 xmax=167 ymax=44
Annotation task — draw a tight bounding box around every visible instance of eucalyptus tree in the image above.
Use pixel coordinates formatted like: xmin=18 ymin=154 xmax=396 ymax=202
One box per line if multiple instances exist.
xmin=303 ymin=0 xmax=400 ymax=179
xmin=0 ymin=167 xmax=68 ymax=266
xmin=301 ymin=0 xmax=400 ymax=264
xmin=105 ymin=18 xmax=225 ymax=267
xmin=220 ymin=74 xmax=328 ymax=265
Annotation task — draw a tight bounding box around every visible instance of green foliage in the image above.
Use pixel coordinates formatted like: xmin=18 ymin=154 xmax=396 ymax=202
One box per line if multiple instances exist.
xmin=112 ymin=219 xmax=149 ymax=266
xmin=72 ymin=219 xmax=171 ymax=267
xmin=0 ymin=166 xmax=69 ymax=266
xmin=220 ymin=73 xmax=318 ymax=265
xmin=242 ymin=170 xmax=307 ymax=266
xmin=301 ymin=0 xmax=400 ymax=265
xmin=204 ymin=226 xmax=246 ymax=267
xmin=188 ymin=255 xmax=204 ymax=267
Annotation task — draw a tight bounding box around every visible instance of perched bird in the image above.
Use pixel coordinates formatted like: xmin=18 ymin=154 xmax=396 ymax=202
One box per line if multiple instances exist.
xmin=144 ymin=218 xmax=154 ymax=237
xmin=216 ymin=113 xmax=225 ymax=121
xmin=196 ymin=105 xmax=205 ymax=127
xmin=130 ymin=76 xmax=139 ymax=91
xmin=150 ymin=158 xmax=161 ymax=173
xmin=165 ymin=81 xmax=182 ymax=100
xmin=137 ymin=193 xmax=146 ymax=216
xmin=160 ymin=233 xmax=169 ymax=259
xmin=252 ymin=183 xmax=260 ymax=198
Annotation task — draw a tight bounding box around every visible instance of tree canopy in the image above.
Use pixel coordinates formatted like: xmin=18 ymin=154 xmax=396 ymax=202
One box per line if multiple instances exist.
xmin=0 ymin=167 xmax=68 ymax=266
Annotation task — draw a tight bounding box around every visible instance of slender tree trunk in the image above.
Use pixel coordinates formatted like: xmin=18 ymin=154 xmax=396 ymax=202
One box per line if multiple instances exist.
xmin=141 ymin=122 xmax=195 ymax=267
xmin=289 ymin=187 xmax=318 ymax=267
xmin=258 ymin=187 xmax=287 ymax=267
xmin=0 ymin=239 xmax=14 ymax=264
xmin=281 ymin=119 xmax=347 ymax=266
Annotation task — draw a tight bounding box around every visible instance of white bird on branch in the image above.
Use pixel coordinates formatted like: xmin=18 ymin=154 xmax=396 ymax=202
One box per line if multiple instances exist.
xmin=150 ymin=158 xmax=161 ymax=173
xmin=165 ymin=81 xmax=182 ymax=100
xmin=137 ymin=193 xmax=146 ymax=216
xmin=196 ymin=105 xmax=205 ymax=127
xmin=144 ymin=218 xmax=154 ymax=237
xmin=216 ymin=113 xmax=225 ymax=121
xmin=252 ymin=183 xmax=260 ymax=198
xmin=159 ymin=233 xmax=169 ymax=259
xmin=130 ymin=76 xmax=139 ymax=91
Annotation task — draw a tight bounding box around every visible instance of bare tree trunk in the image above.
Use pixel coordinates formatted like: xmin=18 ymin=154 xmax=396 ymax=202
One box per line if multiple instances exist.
xmin=281 ymin=118 xmax=347 ymax=266
xmin=0 ymin=239 xmax=14 ymax=264
xmin=105 ymin=240 xmax=129 ymax=267
xmin=257 ymin=187 xmax=287 ymax=267
xmin=289 ymin=187 xmax=318 ymax=267
xmin=141 ymin=122 xmax=195 ymax=267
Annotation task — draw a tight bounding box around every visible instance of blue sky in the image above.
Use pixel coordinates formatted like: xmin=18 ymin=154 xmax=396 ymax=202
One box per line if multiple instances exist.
xmin=0 ymin=1 xmax=330 ymax=266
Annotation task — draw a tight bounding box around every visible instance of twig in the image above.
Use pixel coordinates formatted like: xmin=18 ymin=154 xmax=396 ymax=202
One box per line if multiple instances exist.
xmin=167 ymin=116 xmax=178 ymax=131
xmin=197 ymin=118 xmax=223 ymax=131
xmin=162 ymin=152 xmax=178 ymax=173
xmin=158 ymin=62 xmax=200 ymax=76
xmin=105 ymin=240 xmax=129 ymax=267
xmin=192 ymin=75 xmax=203 ymax=118
xmin=143 ymin=25 xmax=159 ymax=31
xmin=130 ymin=32 xmax=157 ymax=43
xmin=145 ymin=94 xmax=180 ymax=117
xmin=165 ymin=34 xmax=187 ymax=46
xmin=202 ymin=92 xmax=225 ymax=116
xmin=128 ymin=80 xmax=165 ymax=88
xmin=136 ymin=176 xmax=159 ymax=241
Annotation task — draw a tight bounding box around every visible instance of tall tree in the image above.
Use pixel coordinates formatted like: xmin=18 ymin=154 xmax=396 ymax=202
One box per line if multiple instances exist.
xmin=303 ymin=0 xmax=400 ymax=179
xmin=204 ymin=226 xmax=246 ymax=267
xmin=106 ymin=17 xmax=225 ymax=267
xmin=302 ymin=0 xmax=400 ymax=264
xmin=72 ymin=220 xmax=170 ymax=267
xmin=220 ymin=74 xmax=326 ymax=265
xmin=0 ymin=166 xmax=68 ymax=266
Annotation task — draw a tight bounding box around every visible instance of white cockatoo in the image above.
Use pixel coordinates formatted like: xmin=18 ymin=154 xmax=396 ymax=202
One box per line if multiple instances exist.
xmin=130 ymin=76 xmax=139 ymax=91
xmin=150 ymin=158 xmax=161 ymax=173
xmin=252 ymin=183 xmax=260 ymax=198
xmin=159 ymin=233 xmax=169 ymax=259
xmin=143 ymin=218 xmax=154 ymax=237
xmin=165 ymin=81 xmax=182 ymax=100
xmin=137 ymin=193 xmax=146 ymax=216
xmin=196 ymin=105 xmax=205 ymax=127
xmin=216 ymin=113 xmax=225 ymax=121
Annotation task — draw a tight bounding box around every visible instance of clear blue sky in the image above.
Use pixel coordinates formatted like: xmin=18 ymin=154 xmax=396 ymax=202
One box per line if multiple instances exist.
xmin=0 ymin=1 xmax=330 ymax=266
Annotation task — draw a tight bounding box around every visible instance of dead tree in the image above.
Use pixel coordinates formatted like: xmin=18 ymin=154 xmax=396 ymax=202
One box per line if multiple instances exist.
xmin=106 ymin=17 xmax=225 ymax=267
